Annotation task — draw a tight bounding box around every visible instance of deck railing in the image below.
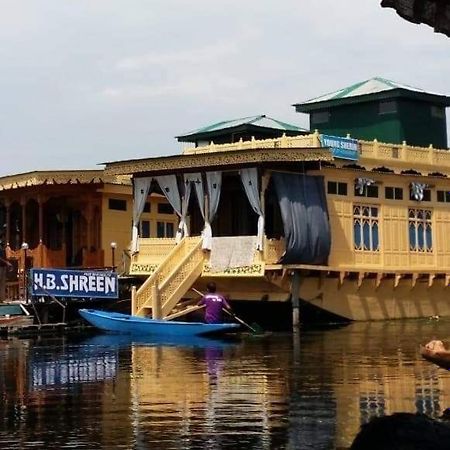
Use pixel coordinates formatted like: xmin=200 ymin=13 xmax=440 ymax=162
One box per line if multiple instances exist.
xmin=183 ymin=131 xmax=450 ymax=172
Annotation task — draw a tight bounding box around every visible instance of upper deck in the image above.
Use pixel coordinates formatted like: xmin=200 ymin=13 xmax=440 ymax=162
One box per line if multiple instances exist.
xmin=182 ymin=131 xmax=450 ymax=176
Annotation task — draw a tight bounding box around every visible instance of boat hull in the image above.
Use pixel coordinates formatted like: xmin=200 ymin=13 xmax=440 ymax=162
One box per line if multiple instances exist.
xmin=79 ymin=309 xmax=240 ymax=337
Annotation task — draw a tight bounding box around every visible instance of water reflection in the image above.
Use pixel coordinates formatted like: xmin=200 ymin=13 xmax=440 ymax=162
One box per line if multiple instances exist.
xmin=0 ymin=319 xmax=449 ymax=449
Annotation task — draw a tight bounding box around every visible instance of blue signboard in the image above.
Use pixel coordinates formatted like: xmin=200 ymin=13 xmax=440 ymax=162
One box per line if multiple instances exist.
xmin=30 ymin=268 xmax=118 ymax=299
xmin=320 ymin=134 xmax=359 ymax=161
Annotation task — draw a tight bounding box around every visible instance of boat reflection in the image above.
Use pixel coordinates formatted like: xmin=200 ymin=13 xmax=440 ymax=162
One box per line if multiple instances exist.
xmin=80 ymin=332 xmax=240 ymax=349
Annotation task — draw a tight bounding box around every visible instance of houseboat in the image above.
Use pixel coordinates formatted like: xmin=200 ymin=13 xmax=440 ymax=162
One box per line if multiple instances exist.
xmin=0 ymin=170 xmax=178 ymax=301
xmin=99 ymin=78 xmax=450 ymax=322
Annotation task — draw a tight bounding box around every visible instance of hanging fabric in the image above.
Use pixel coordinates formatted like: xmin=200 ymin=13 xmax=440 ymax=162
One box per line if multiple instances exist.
xmin=410 ymin=182 xmax=428 ymax=201
xmin=185 ymin=173 xmax=204 ymax=216
xmin=179 ymin=177 xmax=192 ymax=242
xmin=272 ymin=172 xmax=331 ymax=264
xmin=155 ymin=175 xmax=184 ymax=242
xmin=240 ymin=168 xmax=264 ymax=250
xmin=131 ymin=177 xmax=152 ymax=253
xmin=355 ymin=177 xmax=375 ymax=195
xmin=203 ymin=171 xmax=222 ymax=250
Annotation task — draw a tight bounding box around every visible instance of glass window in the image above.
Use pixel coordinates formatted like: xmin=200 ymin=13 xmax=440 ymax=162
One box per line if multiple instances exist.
xmin=327 ymin=181 xmax=337 ymax=195
xmin=143 ymin=202 xmax=151 ymax=213
xmin=140 ymin=220 xmax=150 ymax=238
xmin=437 ymin=190 xmax=450 ymax=203
xmin=108 ymin=199 xmax=127 ymax=211
xmin=157 ymin=221 xmax=175 ymax=238
xmin=353 ymin=205 xmax=380 ymax=251
xmin=355 ymin=185 xmax=379 ymax=198
xmin=385 ymin=187 xmax=403 ymax=200
xmin=327 ymin=181 xmax=347 ymax=196
xmin=166 ymin=222 xmax=174 ymax=238
xmin=157 ymin=203 xmax=174 ymax=215
xmin=408 ymin=209 xmax=433 ymax=252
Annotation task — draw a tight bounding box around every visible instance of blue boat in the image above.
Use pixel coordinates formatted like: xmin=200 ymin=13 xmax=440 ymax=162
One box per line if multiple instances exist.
xmin=78 ymin=309 xmax=240 ymax=337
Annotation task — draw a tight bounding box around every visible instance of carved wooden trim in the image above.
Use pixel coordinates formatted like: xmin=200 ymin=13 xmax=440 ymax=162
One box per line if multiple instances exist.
xmin=105 ymin=147 xmax=333 ymax=176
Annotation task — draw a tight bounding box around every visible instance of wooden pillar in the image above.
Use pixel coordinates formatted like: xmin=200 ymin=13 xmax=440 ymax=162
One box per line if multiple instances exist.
xmin=152 ymin=284 xmax=162 ymax=319
xmin=5 ymin=201 xmax=10 ymax=245
xmin=38 ymin=196 xmax=44 ymax=244
xmin=21 ymin=197 xmax=27 ymax=244
xmin=86 ymin=199 xmax=93 ymax=250
xmin=291 ymin=270 xmax=301 ymax=329
xmin=37 ymin=197 xmax=44 ymax=267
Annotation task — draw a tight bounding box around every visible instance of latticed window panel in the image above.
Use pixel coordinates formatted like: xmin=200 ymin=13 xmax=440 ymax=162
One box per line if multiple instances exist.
xmin=408 ymin=209 xmax=433 ymax=252
xmin=353 ymin=205 xmax=380 ymax=251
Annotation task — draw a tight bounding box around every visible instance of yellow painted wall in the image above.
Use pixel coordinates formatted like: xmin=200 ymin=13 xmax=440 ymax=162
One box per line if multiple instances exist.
xmin=100 ymin=184 xmax=178 ymax=269
xmin=322 ymin=168 xmax=450 ymax=272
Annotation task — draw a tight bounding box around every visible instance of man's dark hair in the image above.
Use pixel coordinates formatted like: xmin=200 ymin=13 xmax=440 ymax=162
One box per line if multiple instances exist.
xmin=206 ymin=282 xmax=216 ymax=293
xmin=350 ymin=413 xmax=450 ymax=450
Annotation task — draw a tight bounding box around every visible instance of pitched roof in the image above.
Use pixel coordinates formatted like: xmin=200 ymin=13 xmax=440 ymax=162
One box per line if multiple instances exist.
xmin=294 ymin=77 xmax=450 ymax=112
xmin=176 ymin=114 xmax=307 ymax=141
xmin=0 ymin=170 xmax=130 ymax=191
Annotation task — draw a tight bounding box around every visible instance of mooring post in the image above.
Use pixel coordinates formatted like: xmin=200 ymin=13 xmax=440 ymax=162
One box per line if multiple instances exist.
xmin=131 ymin=286 xmax=137 ymax=315
xmin=291 ymin=270 xmax=301 ymax=330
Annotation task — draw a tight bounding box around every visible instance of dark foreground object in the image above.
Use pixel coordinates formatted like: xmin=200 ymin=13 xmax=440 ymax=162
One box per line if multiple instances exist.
xmin=350 ymin=413 xmax=450 ymax=450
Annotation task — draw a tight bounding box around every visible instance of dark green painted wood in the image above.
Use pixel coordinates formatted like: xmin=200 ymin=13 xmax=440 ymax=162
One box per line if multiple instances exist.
xmin=309 ymin=98 xmax=447 ymax=148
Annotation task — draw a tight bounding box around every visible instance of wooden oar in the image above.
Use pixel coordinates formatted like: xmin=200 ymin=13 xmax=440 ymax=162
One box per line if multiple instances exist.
xmin=222 ymin=308 xmax=259 ymax=333
xmin=191 ymin=287 xmax=263 ymax=334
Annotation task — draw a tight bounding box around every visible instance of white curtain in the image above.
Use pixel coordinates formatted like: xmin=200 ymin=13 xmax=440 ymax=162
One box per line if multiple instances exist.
xmin=240 ymin=168 xmax=264 ymax=250
xmin=411 ymin=182 xmax=428 ymax=201
xmin=179 ymin=178 xmax=192 ymax=242
xmin=131 ymin=177 xmax=152 ymax=253
xmin=155 ymin=175 xmax=185 ymax=242
xmin=202 ymin=171 xmax=222 ymax=250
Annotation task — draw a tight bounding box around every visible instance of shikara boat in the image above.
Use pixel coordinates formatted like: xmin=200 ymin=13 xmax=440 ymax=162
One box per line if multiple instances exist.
xmin=78 ymin=309 xmax=240 ymax=337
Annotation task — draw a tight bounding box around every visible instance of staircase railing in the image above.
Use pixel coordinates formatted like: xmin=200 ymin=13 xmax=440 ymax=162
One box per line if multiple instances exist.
xmin=133 ymin=237 xmax=204 ymax=317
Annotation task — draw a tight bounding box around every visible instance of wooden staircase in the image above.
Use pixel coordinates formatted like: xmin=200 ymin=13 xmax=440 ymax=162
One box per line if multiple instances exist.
xmin=132 ymin=237 xmax=205 ymax=318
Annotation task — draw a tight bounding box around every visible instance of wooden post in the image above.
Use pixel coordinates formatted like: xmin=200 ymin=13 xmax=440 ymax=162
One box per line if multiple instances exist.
xmin=152 ymin=284 xmax=162 ymax=319
xmin=21 ymin=197 xmax=27 ymax=244
xmin=5 ymin=201 xmax=10 ymax=245
xmin=291 ymin=270 xmax=301 ymax=330
xmin=131 ymin=286 xmax=137 ymax=315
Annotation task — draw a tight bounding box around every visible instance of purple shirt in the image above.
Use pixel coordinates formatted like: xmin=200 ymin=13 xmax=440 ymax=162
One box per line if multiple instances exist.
xmin=199 ymin=293 xmax=231 ymax=324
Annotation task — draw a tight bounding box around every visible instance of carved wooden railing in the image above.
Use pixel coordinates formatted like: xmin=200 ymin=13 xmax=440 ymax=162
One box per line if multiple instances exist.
xmin=129 ymin=238 xmax=177 ymax=275
xmin=182 ymin=132 xmax=320 ymax=155
xmin=132 ymin=237 xmax=204 ymax=317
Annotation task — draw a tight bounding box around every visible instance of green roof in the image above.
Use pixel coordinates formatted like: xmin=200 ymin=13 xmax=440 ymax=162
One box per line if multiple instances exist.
xmin=294 ymin=77 xmax=450 ymax=112
xmin=176 ymin=114 xmax=307 ymax=141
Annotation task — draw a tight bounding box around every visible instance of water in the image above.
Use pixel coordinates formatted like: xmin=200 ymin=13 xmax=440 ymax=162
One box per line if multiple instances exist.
xmin=0 ymin=319 xmax=449 ymax=450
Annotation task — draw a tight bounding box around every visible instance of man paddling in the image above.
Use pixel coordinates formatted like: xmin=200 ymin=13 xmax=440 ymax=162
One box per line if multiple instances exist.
xmin=198 ymin=282 xmax=231 ymax=324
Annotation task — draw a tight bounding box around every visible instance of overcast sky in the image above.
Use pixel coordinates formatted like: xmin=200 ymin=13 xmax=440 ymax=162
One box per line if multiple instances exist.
xmin=0 ymin=0 xmax=448 ymax=177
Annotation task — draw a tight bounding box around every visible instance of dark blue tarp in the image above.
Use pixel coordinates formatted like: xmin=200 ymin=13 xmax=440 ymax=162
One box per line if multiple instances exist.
xmin=272 ymin=173 xmax=331 ymax=265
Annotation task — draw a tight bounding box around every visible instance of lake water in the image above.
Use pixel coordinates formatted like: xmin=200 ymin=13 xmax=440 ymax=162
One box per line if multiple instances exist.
xmin=0 ymin=318 xmax=449 ymax=450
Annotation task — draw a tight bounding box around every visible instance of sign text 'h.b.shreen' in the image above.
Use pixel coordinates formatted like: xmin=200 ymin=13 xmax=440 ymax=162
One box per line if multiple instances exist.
xmin=30 ymin=269 xmax=118 ymax=299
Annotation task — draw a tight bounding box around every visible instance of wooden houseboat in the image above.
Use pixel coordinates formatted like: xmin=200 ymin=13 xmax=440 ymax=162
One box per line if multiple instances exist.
xmin=0 ymin=170 xmax=177 ymax=300
xmin=102 ymin=78 xmax=450 ymax=322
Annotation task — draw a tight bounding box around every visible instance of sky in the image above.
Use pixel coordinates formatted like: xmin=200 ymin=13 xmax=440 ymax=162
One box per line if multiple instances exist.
xmin=0 ymin=0 xmax=449 ymax=177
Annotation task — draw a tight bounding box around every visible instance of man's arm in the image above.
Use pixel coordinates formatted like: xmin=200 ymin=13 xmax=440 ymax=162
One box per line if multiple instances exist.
xmin=222 ymin=294 xmax=232 ymax=311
